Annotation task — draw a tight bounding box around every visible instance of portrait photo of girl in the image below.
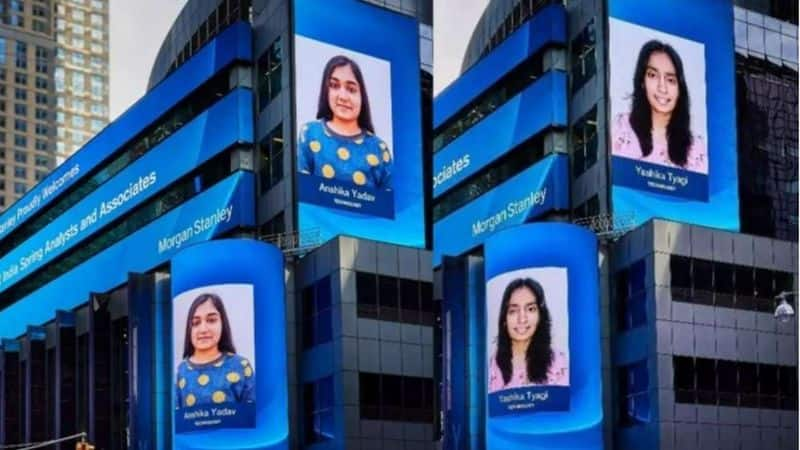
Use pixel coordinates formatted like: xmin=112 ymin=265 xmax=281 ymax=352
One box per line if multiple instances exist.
xmin=174 ymin=291 xmax=255 ymax=411
xmin=488 ymin=276 xmax=569 ymax=394
xmin=297 ymin=54 xmax=393 ymax=190
xmin=609 ymin=21 xmax=709 ymax=175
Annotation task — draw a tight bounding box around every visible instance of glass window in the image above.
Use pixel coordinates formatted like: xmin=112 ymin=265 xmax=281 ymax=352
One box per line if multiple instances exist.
xmin=302 ymin=276 xmax=332 ymax=349
xmin=695 ymin=358 xmax=717 ymax=404
xmin=572 ymin=106 xmax=598 ymax=176
xmin=14 ymin=41 xmax=26 ymax=69
xmin=571 ymin=19 xmax=597 ymax=93
xmin=259 ymin=123 xmax=284 ymax=193
xmin=759 ymin=364 xmax=779 ymax=408
xmin=673 ymin=356 xmax=695 ymax=403
xmin=619 ymin=360 xmax=649 ymax=426
xmin=735 ymin=265 xmax=755 ymax=307
xmin=356 ymin=272 xmax=378 ymax=319
xmin=303 ymin=376 xmax=334 ymax=444
xmin=257 ymin=37 xmax=282 ymax=109
xmin=399 ymin=278 xmax=420 ymax=324
xmin=717 ymin=360 xmax=738 ymax=406
xmin=739 ymin=362 xmax=758 ymax=407
xmin=72 ymin=72 xmax=85 ymax=91
xmin=670 ymin=255 xmax=692 ymax=293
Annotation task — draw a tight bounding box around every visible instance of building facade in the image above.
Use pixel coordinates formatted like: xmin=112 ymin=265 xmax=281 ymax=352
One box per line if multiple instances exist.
xmin=0 ymin=1 xmax=434 ymax=449
xmin=434 ymin=0 xmax=797 ymax=449
xmin=53 ymin=0 xmax=110 ymax=164
xmin=0 ymin=0 xmax=109 ymax=210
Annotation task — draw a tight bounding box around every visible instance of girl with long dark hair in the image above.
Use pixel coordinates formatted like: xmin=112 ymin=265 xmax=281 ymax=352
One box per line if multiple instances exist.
xmin=297 ymin=55 xmax=392 ymax=190
xmin=488 ymin=278 xmax=568 ymax=393
xmin=612 ymin=40 xmax=707 ymax=173
xmin=175 ymin=293 xmax=255 ymax=409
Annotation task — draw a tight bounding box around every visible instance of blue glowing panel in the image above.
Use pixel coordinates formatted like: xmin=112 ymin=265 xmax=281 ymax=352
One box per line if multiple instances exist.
xmin=484 ymin=223 xmax=602 ymax=450
xmin=0 ymin=22 xmax=252 ymax=242
xmin=0 ymin=172 xmax=255 ymax=340
xmin=433 ymin=71 xmax=567 ymax=197
xmin=433 ymin=154 xmax=569 ymax=265
xmin=434 ymin=4 xmax=567 ymax=127
xmin=0 ymin=89 xmax=253 ymax=294
xmin=294 ymin=0 xmax=424 ymax=248
xmin=172 ymin=239 xmax=288 ymax=450
xmin=608 ymin=0 xmax=739 ymax=231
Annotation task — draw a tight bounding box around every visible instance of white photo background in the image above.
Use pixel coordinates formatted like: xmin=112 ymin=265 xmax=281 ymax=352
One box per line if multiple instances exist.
xmin=173 ymin=283 xmax=256 ymax=373
xmin=609 ymin=18 xmax=708 ymax=162
xmin=294 ymin=35 xmax=394 ymax=160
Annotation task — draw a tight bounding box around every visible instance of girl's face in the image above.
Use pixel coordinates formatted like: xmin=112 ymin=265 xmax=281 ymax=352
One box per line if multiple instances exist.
xmin=327 ymin=64 xmax=362 ymax=124
xmin=644 ymin=51 xmax=679 ymax=116
xmin=505 ymin=287 xmax=539 ymax=343
xmin=191 ymin=299 xmax=223 ymax=353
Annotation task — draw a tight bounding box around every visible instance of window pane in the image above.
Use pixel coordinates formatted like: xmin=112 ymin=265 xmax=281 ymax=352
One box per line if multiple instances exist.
xmin=378 ymin=276 xmax=399 ymax=321
xmin=356 ymin=272 xmax=377 ymax=319
xmin=717 ymin=360 xmax=738 ymax=406
xmin=399 ymin=278 xmax=420 ymax=324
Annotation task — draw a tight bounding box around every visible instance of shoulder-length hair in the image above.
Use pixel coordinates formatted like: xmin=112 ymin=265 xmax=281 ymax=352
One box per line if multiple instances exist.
xmin=628 ymin=40 xmax=693 ymax=167
xmin=182 ymin=293 xmax=236 ymax=359
xmin=495 ymin=278 xmax=553 ymax=385
xmin=316 ymin=55 xmax=375 ymax=134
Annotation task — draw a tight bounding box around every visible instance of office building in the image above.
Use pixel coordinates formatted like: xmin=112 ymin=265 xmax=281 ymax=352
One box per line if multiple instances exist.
xmin=0 ymin=0 xmax=109 ymax=210
xmin=0 ymin=1 xmax=434 ymax=449
xmin=434 ymin=1 xmax=797 ymax=449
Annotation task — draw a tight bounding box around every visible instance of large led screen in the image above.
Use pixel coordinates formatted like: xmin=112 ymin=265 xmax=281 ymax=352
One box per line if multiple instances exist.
xmin=294 ymin=0 xmax=424 ymax=248
xmin=173 ymin=284 xmax=256 ymax=432
xmin=171 ymin=239 xmax=288 ymax=449
xmin=486 ymin=267 xmax=570 ymax=416
xmin=484 ymin=223 xmax=601 ymax=450
xmin=608 ymin=0 xmax=739 ymax=231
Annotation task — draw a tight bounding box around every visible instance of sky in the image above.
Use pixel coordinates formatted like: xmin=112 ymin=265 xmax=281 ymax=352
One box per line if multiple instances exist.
xmin=109 ymin=0 xmax=188 ymax=120
xmin=433 ymin=0 xmax=489 ymax=96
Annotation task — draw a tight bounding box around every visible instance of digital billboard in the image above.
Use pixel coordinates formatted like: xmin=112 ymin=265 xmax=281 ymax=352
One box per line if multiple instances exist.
xmin=484 ymin=223 xmax=601 ymax=449
xmin=486 ymin=267 xmax=569 ymax=416
xmin=433 ymin=154 xmax=568 ymax=265
xmin=608 ymin=0 xmax=739 ymax=231
xmin=0 ymin=88 xmax=253 ymax=294
xmin=294 ymin=0 xmax=424 ymax=248
xmin=171 ymin=239 xmax=288 ymax=449
xmin=0 ymin=172 xmax=256 ymax=341
xmin=173 ymin=284 xmax=256 ymax=432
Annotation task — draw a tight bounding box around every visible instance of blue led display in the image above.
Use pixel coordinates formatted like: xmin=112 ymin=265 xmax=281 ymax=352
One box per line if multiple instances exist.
xmin=434 ymin=4 xmax=566 ymax=127
xmin=0 ymin=89 xmax=253 ymax=293
xmin=0 ymin=172 xmax=256 ymax=340
xmin=608 ymin=0 xmax=740 ymax=231
xmin=294 ymin=0 xmax=424 ymax=248
xmin=433 ymin=154 xmax=569 ymax=265
xmin=484 ymin=223 xmax=602 ymax=450
xmin=433 ymin=71 xmax=567 ymax=197
xmin=172 ymin=239 xmax=288 ymax=450
xmin=0 ymin=22 xmax=252 ymax=242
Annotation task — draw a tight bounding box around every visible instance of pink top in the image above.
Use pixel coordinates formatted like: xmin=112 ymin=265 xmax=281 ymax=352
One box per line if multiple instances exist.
xmin=611 ymin=113 xmax=708 ymax=174
xmin=488 ymin=350 xmax=569 ymax=393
